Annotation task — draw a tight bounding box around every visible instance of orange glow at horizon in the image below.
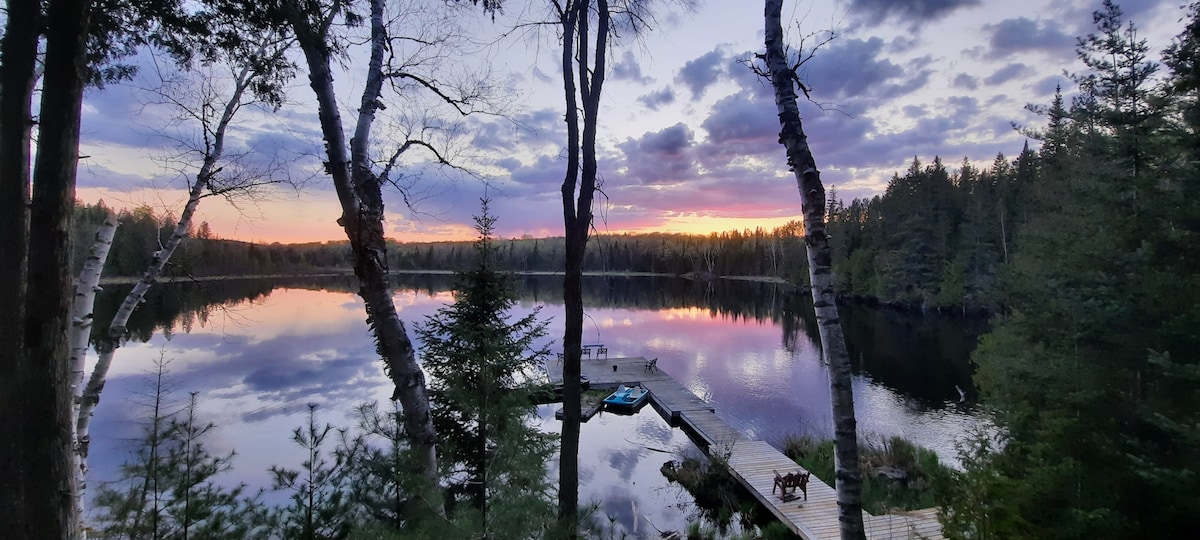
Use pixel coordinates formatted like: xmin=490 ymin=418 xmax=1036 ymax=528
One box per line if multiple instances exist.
xmin=78 ymin=187 xmax=802 ymax=245
xmin=605 ymin=214 xmax=802 ymax=237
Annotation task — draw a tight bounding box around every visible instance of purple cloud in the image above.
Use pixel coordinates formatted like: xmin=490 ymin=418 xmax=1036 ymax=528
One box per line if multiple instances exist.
xmin=849 ymin=0 xmax=982 ymax=26
xmin=638 ymin=87 xmax=676 ymax=111
xmin=984 ymin=63 xmax=1035 ymax=85
xmin=676 ymin=49 xmax=728 ymax=100
xmin=985 ymin=17 xmax=1074 ymax=60
xmin=610 ymin=51 xmax=653 ymax=84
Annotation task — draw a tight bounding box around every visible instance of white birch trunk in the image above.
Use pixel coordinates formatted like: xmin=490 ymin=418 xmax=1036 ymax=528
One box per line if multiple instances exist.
xmin=285 ymin=0 xmax=441 ymax=494
xmin=763 ymin=1 xmax=866 ymax=538
xmin=74 ymin=47 xmax=271 ymax=513
xmin=68 ymin=215 xmax=117 ymax=528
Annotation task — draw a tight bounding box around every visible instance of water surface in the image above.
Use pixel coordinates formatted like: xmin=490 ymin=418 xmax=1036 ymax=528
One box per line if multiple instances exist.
xmin=86 ymin=275 xmax=987 ymax=535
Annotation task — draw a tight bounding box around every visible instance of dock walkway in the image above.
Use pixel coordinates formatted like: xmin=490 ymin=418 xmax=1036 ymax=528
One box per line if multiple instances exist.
xmin=547 ymin=356 xmax=944 ymax=539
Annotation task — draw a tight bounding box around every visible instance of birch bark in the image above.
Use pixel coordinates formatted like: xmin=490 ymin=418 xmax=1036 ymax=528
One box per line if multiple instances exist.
xmin=763 ymin=1 xmax=866 ymax=538
xmin=76 ymin=37 xmax=288 ymax=516
xmin=68 ymin=216 xmax=117 ymax=522
xmin=284 ymin=0 xmax=440 ymax=488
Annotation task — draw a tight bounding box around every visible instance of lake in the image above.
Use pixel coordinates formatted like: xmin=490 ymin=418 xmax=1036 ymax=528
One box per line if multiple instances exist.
xmin=85 ymin=274 xmax=989 ymax=535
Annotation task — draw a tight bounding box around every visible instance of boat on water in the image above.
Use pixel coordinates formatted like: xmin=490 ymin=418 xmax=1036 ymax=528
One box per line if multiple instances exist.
xmin=603 ymin=384 xmax=649 ymax=410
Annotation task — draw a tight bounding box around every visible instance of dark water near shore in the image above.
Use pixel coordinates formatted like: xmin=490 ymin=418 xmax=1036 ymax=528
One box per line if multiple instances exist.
xmin=86 ymin=274 xmax=988 ymax=535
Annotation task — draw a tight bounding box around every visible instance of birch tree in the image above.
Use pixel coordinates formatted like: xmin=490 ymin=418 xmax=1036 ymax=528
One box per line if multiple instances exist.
xmin=761 ymin=1 xmax=865 ymax=537
xmin=67 ymin=214 xmax=118 ymax=524
xmin=76 ymin=23 xmax=295 ymax=521
xmin=277 ymin=0 xmax=506 ymax=500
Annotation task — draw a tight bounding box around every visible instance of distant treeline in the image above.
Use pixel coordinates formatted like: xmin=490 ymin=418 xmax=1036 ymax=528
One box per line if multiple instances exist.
xmin=71 ymin=201 xmax=814 ymax=282
xmin=72 ymin=152 xmax=1029 ymax=313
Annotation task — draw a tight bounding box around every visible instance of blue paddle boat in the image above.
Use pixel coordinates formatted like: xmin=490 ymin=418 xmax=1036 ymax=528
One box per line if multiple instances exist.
xmin=603 ymin=384 xmax=648 ymax=410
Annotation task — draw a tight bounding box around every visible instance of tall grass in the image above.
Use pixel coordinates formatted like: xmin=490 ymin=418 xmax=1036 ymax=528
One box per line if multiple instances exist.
xmin=782 ymin=434 xmax=953 ymax=514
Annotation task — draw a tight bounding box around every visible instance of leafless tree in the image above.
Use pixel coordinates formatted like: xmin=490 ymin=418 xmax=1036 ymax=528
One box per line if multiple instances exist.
xmin=74 ymin=25 xmax=295 ymax=523
xmin=278 ymin=0 xmax=510 ymax=513
xmin=758 ymin=1 xmax=864 ymax=537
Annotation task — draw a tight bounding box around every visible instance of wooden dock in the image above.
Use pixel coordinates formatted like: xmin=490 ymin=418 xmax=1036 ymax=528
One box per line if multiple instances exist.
xmin=547 ymin=356 xmax=944 ymax=539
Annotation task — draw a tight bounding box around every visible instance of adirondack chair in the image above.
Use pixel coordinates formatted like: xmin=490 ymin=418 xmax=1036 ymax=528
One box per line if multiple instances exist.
xmin=772 ymin=469 xmax=810 ymax=501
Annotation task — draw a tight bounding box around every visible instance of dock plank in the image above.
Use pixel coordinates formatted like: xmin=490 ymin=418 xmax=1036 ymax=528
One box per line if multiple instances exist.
xmin=546 ymin=356 xmax=944 ymax=539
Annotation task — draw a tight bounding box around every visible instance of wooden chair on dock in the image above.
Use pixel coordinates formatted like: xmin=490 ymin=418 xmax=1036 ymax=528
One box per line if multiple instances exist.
xmin=772 ymin=469 xmax=809 ymax=501
xmin=597 ymin=347 xmax=608 ymax=359
xmin=581 ymin=348 xmax=591 ymax=359
xmin=644 ymin=357 xmax=658 ymax=372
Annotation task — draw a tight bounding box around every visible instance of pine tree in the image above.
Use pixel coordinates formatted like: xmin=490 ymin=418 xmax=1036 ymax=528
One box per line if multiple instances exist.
xmin=92 ymin=362 xmax=265 ymax=539
xmin=268 ymin=404 xmax=353 ymax=540
xmin=952 ymin=4 xmax=1200 ymax=537
xmin=416 ymin=199 xmax=556 ymax=538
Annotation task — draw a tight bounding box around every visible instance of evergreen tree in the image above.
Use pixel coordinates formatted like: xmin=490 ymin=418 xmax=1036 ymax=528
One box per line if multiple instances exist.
xmin=416 ymin=199 xmax=556 ymax=538
xmin=92 ymin=362 xmax=265 ymax=539
xmin=339 ymin=401 xmax=416 ymax=533
xmin=949 ymin=4 xmax=1200 ymax=538
xmin=268 ymin=404 xmax=354 ymax=540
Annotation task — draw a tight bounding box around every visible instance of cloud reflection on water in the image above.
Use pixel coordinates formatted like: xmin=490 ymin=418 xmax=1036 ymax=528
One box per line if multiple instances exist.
xmin=87 ymin=276 xmax=988 ymax=532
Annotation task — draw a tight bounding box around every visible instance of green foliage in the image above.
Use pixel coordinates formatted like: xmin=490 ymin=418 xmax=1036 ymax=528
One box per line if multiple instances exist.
xmin=659 ymin=452 xmax=778 ymax=536
xmin=937 ymin=430 xmax=1027 ymax=540
xmin=415 ymin=199 xmax=556 ymax=538
xmin=91 ymin=361 xmax=266 ymax=539
xmin=337 ymin=401 xmax=432 ymax=533
xmin=782 ymin=434 xmax=952 ymax=515
xmin=949 ymin=3 xmax=1200 ymax=538
xmin=268 ymin=404 xmax=354 ymax=540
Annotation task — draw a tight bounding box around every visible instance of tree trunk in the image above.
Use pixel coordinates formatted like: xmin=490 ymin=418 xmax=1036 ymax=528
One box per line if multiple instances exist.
xmin=763 ymin=1 xmax=865 ymax=538
xmin=68 ymin=215 xmax=117 ymax=522
xmin=556 ymin=2 xmax=583 ymax=533
xmin=76 ymin=53 xmax=265 ymax=496
xmin=286 ymin=0 xmax=440 ymax=490
xmin=6 ymin=0 xmax=96 ymax=537
xmin=556 ymin=1 xmax=609 ymax=534
xmin=0 ymin=0 xmax=39 ymax=532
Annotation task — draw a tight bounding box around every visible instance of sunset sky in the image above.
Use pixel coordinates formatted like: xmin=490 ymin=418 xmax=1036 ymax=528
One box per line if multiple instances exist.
xmin=75 ymin=0 xmax=1186 ymax=243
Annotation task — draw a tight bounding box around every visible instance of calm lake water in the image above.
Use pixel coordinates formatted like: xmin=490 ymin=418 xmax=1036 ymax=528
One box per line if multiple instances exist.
xmin=86 ymin=274 xmax=989 ymax=535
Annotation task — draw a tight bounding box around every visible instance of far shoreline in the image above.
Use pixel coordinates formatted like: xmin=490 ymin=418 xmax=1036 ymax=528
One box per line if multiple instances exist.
xmin=97 ymin=270 xmax=796 ymax=286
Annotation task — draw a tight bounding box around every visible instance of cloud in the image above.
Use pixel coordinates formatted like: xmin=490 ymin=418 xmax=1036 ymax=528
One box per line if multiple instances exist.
xmin=952 ymin=73 xmax=979 ymax=90
xmin=638 ymin=87 xmax=676 ymax=111
xmin=946 ymin=96 xmax=979 ymax=117
xmin=699 ymin=92 xmax=776 ymax=150
xmin=616 ymin=123 xmax=697 ymax=185
xmin=984 ymin=63 xmax=1035 ymax=85
xmin=798 ymin=38 xmax=929 ymax=106
xmin=1030 ymin=74 xmax=1070 ymax=97
xmin=676 ymin=49 xmax=728 ymax=100
xmin=848 ymin=0 xmax=981 ymax=26
xmin=610 ymin=51 xmax=653 ymax=84
xmin=984 ymin=17 xmax=1074 ymax=60
xmin=903 ymin=104 xmax=927 ymax=118
xmin=77 ymin=162 xmax=159 ymax=191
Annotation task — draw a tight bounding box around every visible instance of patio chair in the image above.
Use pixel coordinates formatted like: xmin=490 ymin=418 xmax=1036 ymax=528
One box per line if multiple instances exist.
xmin=597 ymin=347 xmax=608 ymax=359
xmin=772 ymin=469 xmax=809 ymax=501
xmin=644 ymin=357 xmax=658 ymax=372
xmin=582 ymin=348 xmax=591 ymax=359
